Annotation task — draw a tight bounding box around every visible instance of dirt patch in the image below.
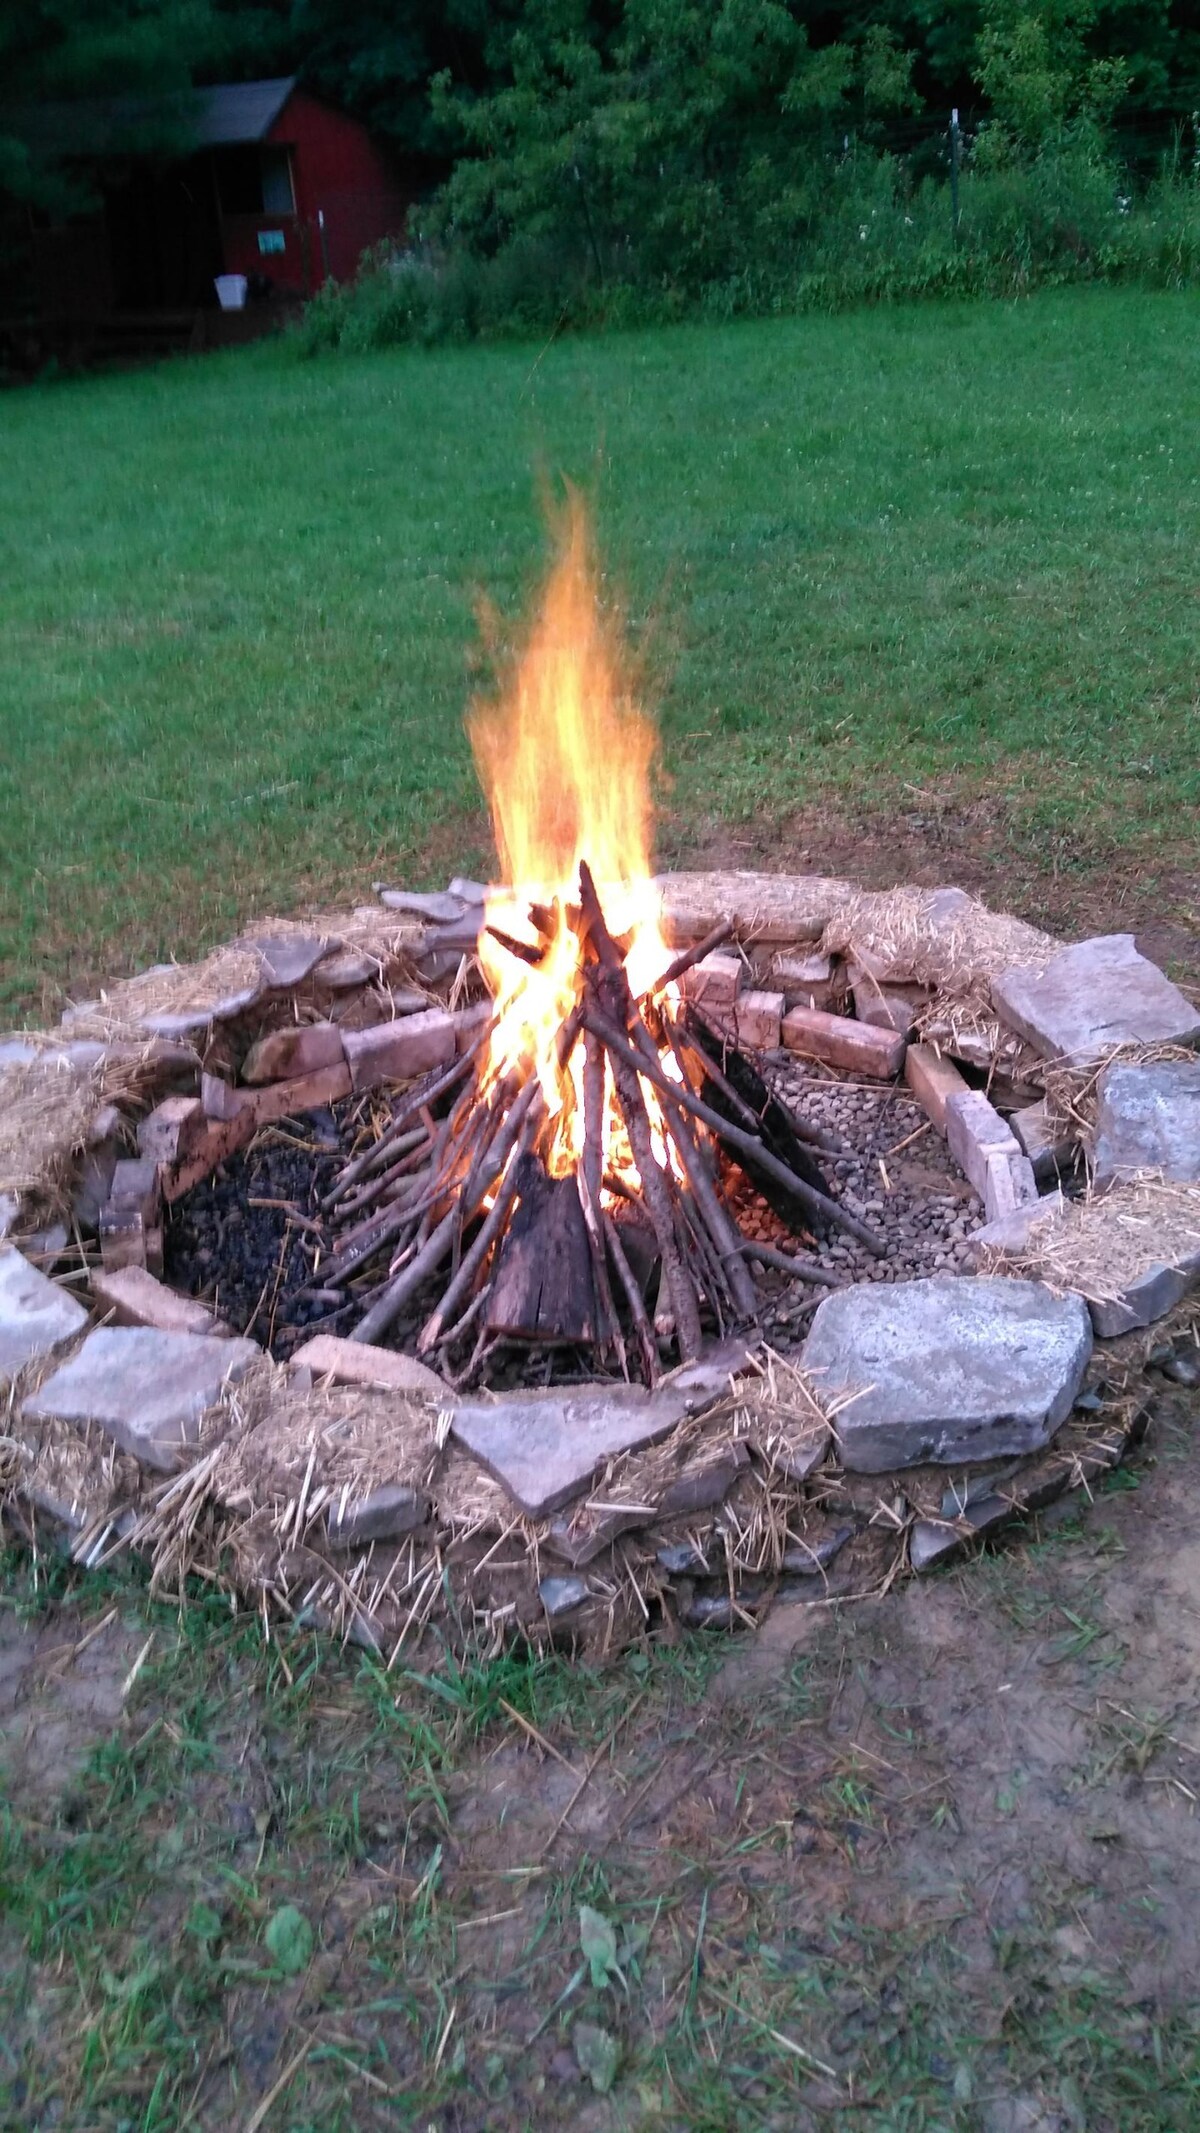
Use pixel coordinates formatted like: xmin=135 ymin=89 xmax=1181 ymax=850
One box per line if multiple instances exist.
xmin=667 ymin=785 xmax=1200 ymax=989
xmin=4 ymin=1368 xmax=1200 ymax=2127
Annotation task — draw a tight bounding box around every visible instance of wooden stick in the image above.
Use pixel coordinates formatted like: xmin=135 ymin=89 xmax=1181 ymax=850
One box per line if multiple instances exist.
xmin=418 ymin=1084 xmax=542 ymax=1349
xmin=645 ymin=920 xmax=734 ymax=998
xmin=578 ymin=861 xmax=702 ymax=1358
xmin=606 ymin=1043 xmax=702 ymax=1360
xmin=629 ymin=1023 xmax=758 ymax=1321
xmin=486 ymin=924 xmax=546 ymax=968
xmin=331 ymin=1133 xmax=430 ymax=1222
xmin=738 ymin=1238 xmax=842 ymax=1287
xmin=321 ymin=1039 xmax=486 ymax=1207
xmin=603 ymin=1211 xmax=659 ymax=1386
xmin=676 ymin=1016 xmax=844 ymax=1155
xmin=577 ymin=1030 xmax=620 ymax=1355
xmin=584 ymin=1007 xmax=886 ymax=1258
xmin=351 ymin=1079 xmax=537 ymax=1346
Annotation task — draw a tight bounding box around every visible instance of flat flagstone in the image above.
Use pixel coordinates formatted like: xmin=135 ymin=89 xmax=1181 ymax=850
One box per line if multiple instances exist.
xmin=376 ymin=887 xmax=468 ymax=923
xmin=992 ymin=934 xmax=1200 ymax=1067
xmin=0 ymin=1246 xmax=89 ymax=1382
xmin=1093 ymin=1059 xmax=1200 ymax=1184
xmin=288 ymin=1333 xmax=447 ymax=1397
xmin=90 ymin=1265 xmax=231 ymax=1337
xmin=450 ymin=1385 xmax=693 ymax=1519
xmin=802 ymin=1275 xmax=1092 ymax=1474
xmin=24 ymin=1326 xmax=260 ymax=1471
xmin=1087 ymin=1247 xmax=1200 ymax=1338
xmin=251 ymin=934 xmax=335 ymax=988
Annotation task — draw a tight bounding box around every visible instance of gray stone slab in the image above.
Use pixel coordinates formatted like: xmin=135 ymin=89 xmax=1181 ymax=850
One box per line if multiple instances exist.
xmin=910 ymin=1497 xmax=1010 ymax=1572
xmin=539 ymin=1574 xmax=590 ymax=1618
xmin=25 ymin=1326 xmax=260 ymax=1471
xmin=1087 ymin=1248 xmax=1200 ymax=1338
xmin=327 ymin=1484 xmax=430 ymax=1549
xmin=450 ymin=1385 xmax=692 ymax=1519
xmin=376 ymin=887 xmax=468 ymax=923
xmin=1011 ymin=1099 xmax=1077 ymax=1182
xmin=965 ymin=1190 xmax=1065 ymax=1262
xmin=993 ymin=935 xmax=1200 ymax=1068
xmin=802 ymin=1275 xmax=1092 ymax=1474
xmin=0 ymin=1246 xmax=89 ymax=1382
xmin=1093 ymin=1059 xmax=1200 ymax=1184
xmin=251 ymin=933 xmax=336 ymax=989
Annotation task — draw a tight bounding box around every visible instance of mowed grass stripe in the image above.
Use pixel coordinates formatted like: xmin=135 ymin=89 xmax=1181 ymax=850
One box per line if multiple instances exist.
xmin=1 ymin=286 xmax=1197 ymax=1013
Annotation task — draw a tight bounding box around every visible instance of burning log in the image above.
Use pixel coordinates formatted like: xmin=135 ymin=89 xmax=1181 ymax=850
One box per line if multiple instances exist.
xmin=305 ymin=855 xmax=885 ymax=1384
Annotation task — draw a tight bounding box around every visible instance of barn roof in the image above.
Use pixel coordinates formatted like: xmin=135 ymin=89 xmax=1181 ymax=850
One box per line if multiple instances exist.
xmin=7 ymin=78 xmax=299 ymax=161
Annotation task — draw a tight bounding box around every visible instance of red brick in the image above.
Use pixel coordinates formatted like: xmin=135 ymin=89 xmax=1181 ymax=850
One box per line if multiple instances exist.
xmin=241 ymin=1023 xmax=346 ymax=1085
xmin=343 ymin=1010 xmax=457 ymax=1092
xmin=734 ymin=989 xmax=784 ymax=1051
xmin=781 ymin=1005 xmax=904 ymax=1078
xmin=904 ymin=1044 xmax=970 ymax=1133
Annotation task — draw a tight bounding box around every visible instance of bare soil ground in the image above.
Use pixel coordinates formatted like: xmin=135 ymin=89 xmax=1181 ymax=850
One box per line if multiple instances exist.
xmin=3 ymin=1360 xmax=1199 ymax=2131
xmin=3 ymin=842 xmax=1199 ymax=2130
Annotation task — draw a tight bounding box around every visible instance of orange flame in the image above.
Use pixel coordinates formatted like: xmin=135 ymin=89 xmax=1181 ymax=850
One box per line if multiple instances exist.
xmin=468 ymin=496 xmax=675 ymax=1178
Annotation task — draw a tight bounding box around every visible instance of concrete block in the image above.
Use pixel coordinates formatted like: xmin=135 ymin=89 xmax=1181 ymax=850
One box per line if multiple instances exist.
xmin=682 ymin=952 xmax=742 ymax=1010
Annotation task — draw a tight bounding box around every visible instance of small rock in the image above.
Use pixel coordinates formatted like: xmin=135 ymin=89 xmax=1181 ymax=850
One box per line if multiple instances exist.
xmin=327 ymin=1484 xmax=430 ymax=1549
xmin=376 ymin=887 xmax=468 ymax=923
xmin=1010 ymin=1098 xmax=1076 ymax=1183
xmin=90 ymin=1264 xmax=231 ymax=1337
xmin=288 ymin=1333 xmax=447 ymax=1397
xmin=313 ymin=949 xmax=382 ymax=989
xmin=539 ymin=1575 xmax=590 ymax=1618
xmin=910 ymin=1496 xmax=1010 ymax=1572
xmin=241 ymin=1024 xmax=347 ymax=1085
xmin=252 ymin=934 xmax=334 ymax=989
xmin=451 ymin=1384 xmax=693 ymax=1519
xmin=781 ymin=1524 xmax=854 ymax=1575
xmin=1166 ymin=1351 xmax=1200 ymax=1388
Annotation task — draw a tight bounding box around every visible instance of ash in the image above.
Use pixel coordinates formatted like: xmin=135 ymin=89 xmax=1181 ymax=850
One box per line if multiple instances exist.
xmin=163 ymin=1111 xmax=346 ymax=1355
xmin=161 ymin=1067 xmax=983 ymax=1370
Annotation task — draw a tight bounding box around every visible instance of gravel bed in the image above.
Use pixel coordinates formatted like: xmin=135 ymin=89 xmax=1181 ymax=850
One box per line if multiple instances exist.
xmin=723 ymin=1056 xmax=983 ymax=1348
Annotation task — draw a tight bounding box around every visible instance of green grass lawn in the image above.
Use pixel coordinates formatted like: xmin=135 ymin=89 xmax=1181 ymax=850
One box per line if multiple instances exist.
xmin=1 ymin=286 xmax=1198 ymax=1016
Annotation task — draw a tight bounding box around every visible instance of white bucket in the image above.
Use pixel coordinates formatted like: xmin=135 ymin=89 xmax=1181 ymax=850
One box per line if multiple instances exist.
xmin=214 ymin=274 xmax=248 ymax=311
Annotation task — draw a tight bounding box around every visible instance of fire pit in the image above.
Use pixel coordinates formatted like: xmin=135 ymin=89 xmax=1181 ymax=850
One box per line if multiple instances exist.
xmin=2 ymin=506 xmax=1198 ymax=1654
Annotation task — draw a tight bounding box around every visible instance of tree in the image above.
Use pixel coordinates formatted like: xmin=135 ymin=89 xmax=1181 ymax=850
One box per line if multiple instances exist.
xmin=1 ymin=0 xmax=226 ymax=209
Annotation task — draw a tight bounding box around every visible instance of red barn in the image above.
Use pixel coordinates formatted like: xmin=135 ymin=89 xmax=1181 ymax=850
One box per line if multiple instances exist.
xmin=14 ymin=77 xmax=417 ymax=358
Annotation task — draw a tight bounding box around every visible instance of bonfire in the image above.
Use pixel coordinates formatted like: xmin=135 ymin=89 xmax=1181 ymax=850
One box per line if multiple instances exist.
xmin=312 ymin=499 xmax=882 ymax=1382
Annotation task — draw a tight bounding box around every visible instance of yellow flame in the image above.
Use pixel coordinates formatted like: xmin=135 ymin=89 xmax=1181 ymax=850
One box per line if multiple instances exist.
xmin=468 ymin=496 xmax=674 ymax=1178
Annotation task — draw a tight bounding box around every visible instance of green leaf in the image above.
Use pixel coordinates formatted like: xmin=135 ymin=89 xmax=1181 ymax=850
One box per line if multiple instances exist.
xmin=573 ymin=2019 xmax=620 ymax=2094
xmin=264 ymin=1904 xmax=314 ymax=1975
xmin=187 ymin=1901 xmax=223 ymax=1945
xmin=579 ymin=1904 xmax=622 ymax=1990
